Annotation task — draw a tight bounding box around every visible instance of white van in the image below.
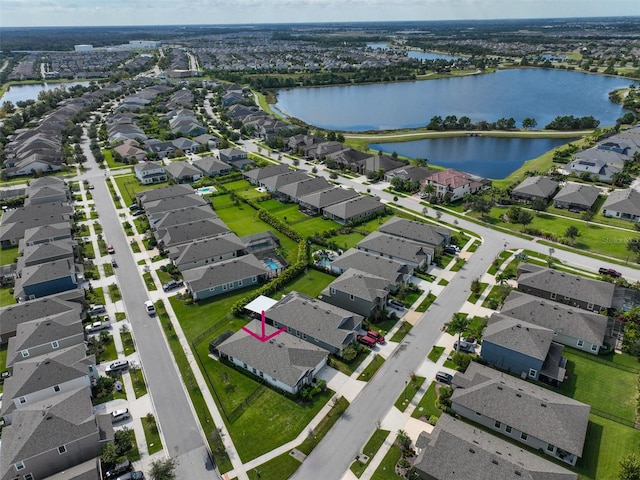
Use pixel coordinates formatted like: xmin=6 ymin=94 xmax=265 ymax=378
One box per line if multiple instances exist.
xmin=111 ymin=408 xmax=130 ymax=423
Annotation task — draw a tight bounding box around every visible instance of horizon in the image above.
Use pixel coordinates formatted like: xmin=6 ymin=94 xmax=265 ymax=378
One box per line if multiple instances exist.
xmin=1 ymin=0 xmax=638 ymax=28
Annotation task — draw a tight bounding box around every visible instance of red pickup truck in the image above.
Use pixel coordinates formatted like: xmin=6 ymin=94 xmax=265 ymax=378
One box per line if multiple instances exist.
xmin=367 ymin=330 xmax=385 ymax=344
xmin=357 ymin=334 xmax=377 ymax=348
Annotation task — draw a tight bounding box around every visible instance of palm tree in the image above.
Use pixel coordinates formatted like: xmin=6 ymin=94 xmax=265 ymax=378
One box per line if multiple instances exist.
xmin=447 ymin=314 xmax=471 ymax=351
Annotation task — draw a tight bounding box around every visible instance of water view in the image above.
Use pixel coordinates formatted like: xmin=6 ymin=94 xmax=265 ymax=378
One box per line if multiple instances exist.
xmin=367 ymin=43 xmax=459 ymax=61
xmin=0 ymin=81 xmax=91 ymax=104
xmin=275 ymin=68 xmax=630 ymax=131
xmin=370 ymin=136 xmax=578 ymax=179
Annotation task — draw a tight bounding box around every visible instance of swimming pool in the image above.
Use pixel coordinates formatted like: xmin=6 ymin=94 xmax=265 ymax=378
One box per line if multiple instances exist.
xmin=316 ymin=258 xmax=331 ymax=267
xmin=196 ymin=186 xmax=217 ymax=195
xmin=264 ymin=258 xmax=279 ymax=270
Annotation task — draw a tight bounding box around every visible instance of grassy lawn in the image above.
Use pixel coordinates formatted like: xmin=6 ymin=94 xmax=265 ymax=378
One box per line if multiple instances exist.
xmin=298 ymin=396 xmax=350 ymax=455
xmin=350 ymin=429 xmax=391 ymax=477
xmin=467 ymin=282 xmax=488 ymax=303
xmin=114 ymin=175 xmax=168 ymax=207
xmin=450 ymin=257 xmax=466 ymax=272
xmin=415 ymin=293 xmax=436 ymax=313
xmin=115 ymin=312 xmax=127 ymax=321
xmin=92 ymin=376 xmax=127 ymax=405
xmin=390 ymin=321 xmax=412 ymax=343
xmin=86 ymin=286 xmax=106 ymax=306
xmin=142 ymin=272 xmax=157 ymax=291
xmin=481 ymin=284 xmax=512 ymax=309
xmin=97 ymin=336 xmax=118 ymax=363
xmin=130 ymin=368 xmax=147 ymax=398
xmin=427 ymin=346 xmax=444 ymax=363
xmin=438 ymin=278 xmax=449 ymax=286
xmin=487 ymin=250 xmax=513 ymax=275
xmin=0 ymin=287 xmax=16 ymax=307
xmin=0 ymin=246 xmax=19 ymax=266
xmin=108 ymin=283 xmax=121 ymax=302
xmin=394 ymin=376 xmax=425 ymax=412
xmin=141 ymin=414 xmax=163 ymax=454
xmin=330 ymin=349 xmax=370 ymax=376
xmin=130 ymin=241 xmax=141 ymax=253
xmin=156 ymin=269 xmax=174 ymax=285
xmin=0 ymin=345 xmax=7 ymax=371
xmin=371 ymin=443 xmax=402 ymax=480
xmin=246 ymin=451 xmax=301 ymax=480
xmin=411 ymin=382 xmax=441 ymax=419
xmin=280 ymin=268 xmax=336 ymax=298
xmin=258 ymin=199 xmax=341 ymax=237
xmin=357 ymin=354 xmax=385 ymax=382
xmin=121 ymin=331 xmax=136 ymax=356
xmin=103 ymin=262 xmax=114 ymax=277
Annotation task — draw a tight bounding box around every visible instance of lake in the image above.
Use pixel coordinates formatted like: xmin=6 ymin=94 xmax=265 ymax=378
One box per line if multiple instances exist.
xmin=367 ymin=43 xmax=459 ymax=61
xmin=0 ymin=81 xmax=91 ymax=104
xmin=274 ymin=68 xmax=630 ymax=131
xmin=370 ymin=136 xmax=578 ymax=179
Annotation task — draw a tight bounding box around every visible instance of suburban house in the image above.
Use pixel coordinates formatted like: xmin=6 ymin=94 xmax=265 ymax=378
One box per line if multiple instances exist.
xmin=500 ymin=291 xmax=609 ymax=355
xmin=421 ymin=169 xmax=486 ymax=201
xmin=243 ymin=164 xmax=292 ymax=186
xmin=363 ymin=154 xmax=406 ymax=176
xmin=169 ymin=233 xmax=247 ymax=271
xmin=378 ymin=216 xmax=451 ymax=248
xmin=193 ymin=134 xmax=221 ymax=151
xmin=553 ymin=183 xmax=601 ymax=211
xmin=277 ymin=176 xmax=332 ymax=203
xmin=517 ymin=263 xmax=616 ymax=313
xmin=25 ymin=179 xmax=70 ymax=206
xmin=326 ymin=148 xmax=370 ymax=173
xmin=297 ymin=188 xmax=359 ymax=215
xmin=183 ymin=254 xmax=269 ymax=300
xmin=137 ymin=184 xmax=195 ymax=205
xmin=171 ymin=137 xmax=200 ymax=154
xmin=320 ymin=268 xmax=389 ymax=318
xmin=481 ymin=313 xmax=567 ymax=385
xmin=260 ymin=170 xmax=309 ymax=192
xmin=564 ymin=157 xmax=621 ymax=183
xmin=155 ymin=217 xmax=231 ymax=249
xmin=164 ymin=161 xmax=202 ymax=184
xmin=240 ymin=231 xmax=281 ymax=257
xmin=144 ymin=140 xmax=175 ymax=159
xmin=13 ymin=258 xmax=81 ymax=301
xmin=322 ymin=196 xmax=385 ymax=225
xmin=143 ymin=195 xmax=210 ymax=217
xmin=219 ymin=147 xmax=249 ymax=164
xmin=149 ymin=205 xmax=216 ymax=230
xmin=602 ymin=188 xmax=640 ymax=222
xmin=385 ymin=165 xmax=435 ymax=184
xmin=0 ymin=386 xmax=113 ymax=480
xmin=22 ymin=223 xmax=72 ymax=247
xmin=113 ymin=139 xmax=146 ymax=162
xmin=329 ymin=249 xmax=411 ymax=289
xmin=0 ymin=202 xmax=73 ymax=249
xmin=356 ymin=231 xmax=432 ymax=268
xmin=511 ymin=176 xmax=559 ymax=203
xmin=17 ymin=243 xmax=73 ymax=271
xmin=134 ymin=161 xmax=167 ymax=185
xmin=192 ymin=157 xmax=232 ymax=177
xmin=451 ymin=362 xmax=590 ymax=466
xmin=412 ymin=414 xmax=577 ymax=480
xmin=216 ymin=320 xmax=329 ymax=395
xmin=265 ymin=291 xmax=363 ymax=357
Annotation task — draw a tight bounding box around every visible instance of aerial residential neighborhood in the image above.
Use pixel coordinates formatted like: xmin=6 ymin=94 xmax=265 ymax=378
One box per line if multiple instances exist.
xmin=1 ymin=13 xmax=640 ymax=480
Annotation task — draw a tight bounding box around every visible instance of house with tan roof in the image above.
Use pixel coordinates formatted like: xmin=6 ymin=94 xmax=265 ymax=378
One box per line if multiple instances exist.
xmin=421 ymin=168 xmax=486 ymax=201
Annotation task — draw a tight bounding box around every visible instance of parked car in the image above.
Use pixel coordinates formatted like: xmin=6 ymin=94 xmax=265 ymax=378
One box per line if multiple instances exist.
xmin=453 ymin=340 xmax=475 ymax=354
xmin=598 ymin=267 xmax=621 ymax=278
xmin=111 ymin=408 xmax=130 ymax=423
xmin=444 ymin=245 xmax=459 ymax=255
xmin=129 ymin=204 xmax=139 ymax=212
xmin=112 ymin=258 xmax=118 ymax=268
xmin=105 ymin=460 xmax=133 ymax=479
xmin=357 ymin=334 xmax=377 ymax=348
xmin=105 ymin=360 xmax=129 ymax=374
xmin=367 ymin=330 xmax=385 ymax=344
xmin=387 ymin=299 xmax=405 ymax=310
xmin=88 ymin=184 xmax=95 ymax=190
xmin=144 ymin=300 xmax=156 ymax=315
xmin=115 ymin=471 xmax=144 ymax=480
xmin=435 ymin=371 xmax=453 ymax=385
xmin=107 ymin=244 xmax=115 ymax=254
xmin=162 ymin=280 xmax=184 ymax=292
xmin=85 ymin=320 xmax=109 ymax=333
xmin=88 ymin=304 xmax=106 ymax=316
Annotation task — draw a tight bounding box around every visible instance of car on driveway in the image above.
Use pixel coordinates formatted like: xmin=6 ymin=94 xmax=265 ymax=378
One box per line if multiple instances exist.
xmin=357 ymin=334 xmax=377 ymax=348
xmin=111 ymin=408 xmax=130 ymax=423
xmin=367 ymin=330 xmax=385 ymax=344
xmin=435 ymin=371 xmax=453 ymax=385
xmin=105 ymin=360 xmax=129 ymax=374
xmin=115 ymin=471 xmax=144 ymax=480
xmin=85 ymin=319 xmax=109 ymax=333
xmin=105 ymin=460 xmax=133 ymax=479
xmin=453 ymin=340 xmax=475 ymax=354
xmin=598 ymin=267 xmax=621 ymax=278
xmin=162 ymin=280 xmax=184 ymax=292
xmin=88 ymin=304 xmax=106 ymax=316
xmin=444 ymin=245 xmax=460 ymax=255
xmin=387 ymin=299 xmax=405 ymax=310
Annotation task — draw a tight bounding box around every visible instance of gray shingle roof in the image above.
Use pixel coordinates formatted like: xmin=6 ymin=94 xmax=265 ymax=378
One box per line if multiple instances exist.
xmin=553 ymin=183 xmax=600 ymax=208
xmin=602 ymin=188 xmax=640 ymax=217
xmin=183 ymin=254 xmax=269 ymax=292
xmin=164 ymin=160 xmax=201 ymax=180
xmin=0 ymin=294 xmax=82 ymax=339
xmin=452 ymin=363 xmax=590 ymax=457
xmin=217 ymin=320 xmax=328 ymax=390
xmin=329 ymin=249 xmax=409 ymax=284
xmin=134 ymin=161 xmax=165 ymax=173
xmin=356 ymin=231 xmax=432 ymax=265
xmin=378 ymin=216 xmax=450 ymax=247
xmin=157 ymin=217 xmax=230 ymax=248
xmin=298 ymin=187 xmax=359 ymax=209
xmin=192 ymin=156 xmax=231 ymax=174
xmin=512 ymin=176 xmax=559 ymax=199
xmin=266 ymin=292 xmax=363 ymax=352
xmin=137 ymin=184 xmax=195 ymax=204
xmin=143 ymin=194 xmax=209 ymax=216
xmin=261 ymin=171 xmax=310 ymax=190
xmin=149 ymin=205 xmax=216 ymax=230
xmin=500 ymin=291 xmax=607 ymax=346
xmin=483 ymin=313 xmax=555 ymax=361
xmin=322 ymin=195 xmax=384 ymax=221
xmin=169 ymin=233 xmax=246 ymax=269
xmin=413 ymin=415 xmax=578 ymax=480
xmin=243 ymin=164 xmax=291 ymax=182
xmin=278 ymin=176 xmax=332 ymax=199
xmin=22 ymin=222 xmax=72 ymax=245
xmin=19 ymin=240 xmax=74 ymax=267
xmin=322 ymin=268 xmax=389 ymax=302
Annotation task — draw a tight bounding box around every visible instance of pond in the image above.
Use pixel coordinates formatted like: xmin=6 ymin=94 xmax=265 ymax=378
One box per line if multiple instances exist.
xmin=367 ymin=43 xmax=459 ymax=61
xmin=370 ymin=136 xmax=579 ymax=179
xmin=0 ymin=81 xmax=91 ymax=104
xmin=274 ymin=68 xmax=630 ymax=131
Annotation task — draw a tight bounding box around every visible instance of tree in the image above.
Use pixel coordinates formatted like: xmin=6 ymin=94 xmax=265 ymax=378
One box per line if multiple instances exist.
xmin=470 ymin=278 xmax=482 ymax=296
xmin=470 ymin=197 xmax=492 ymax=218
xmin=150 ymin=458 xmax=178 ymax=480
xmin=100 ymin=442 xmax=119 ymax=467
xmin=618 ymin=453 xmax=640 ymax=480
xmin=531 ymin=198 xmax=548 ymax=213
xmin=627 ymin=238 xmax=640 ymax=262
xmin=565 ymin=225 xmax=580 ymax=245
xmin=447 ymin=314 xmax=470 ymax=351
xmin=522 ymin=117 xmax=537 ymax=129
xmin=518 ymin=211 xmax=533 ymax=231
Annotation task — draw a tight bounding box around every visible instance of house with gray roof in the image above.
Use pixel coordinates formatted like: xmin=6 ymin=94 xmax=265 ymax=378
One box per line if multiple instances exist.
xmin=481 ymin=313 xmax=567 ymax=385
xmin=219 ymin=147 xmax=248 ymax=164
xmin=143 ymin=194 xmax=209 ymax=217
xmin=277 ymin=176 xmax=332 ymax=203
xmin=602 ymin=188 xmax=640 ymax=223
xmin=144 ymin=139 xmax=176 ymax=159
xmin=17 ymin=240 xmax=74 ymax=270
xmin=451 ymin=362 xmax=590 ymax=466
xmin=298 ymin=187 xmax=359 ymax=214
xmin=241 ymin=231 xmax=281 ymax=257
xmin=322 ymin=195 xmax=384 ymax=225
xmin=216 ymin=320 xmax=329 ymax=395
xmin=261 ymin=170 xmax=310 ymax=192
xmin=511 ymin=176 xmax=559 ymax=202
xmin=0 ymin=293 xmax=82 ymax=345
xmin=329 ymin=249 xmax=411 ymax=290
xmin=321 ymin=268 xmax=389 ymax=318
xmin=169 ymin=233 xmax=247 ymax=271
xmin=22 ymin=222 xmax=72 ymax=247
xmin=134 ymin=161 xmax=167 ymax=185
xmin=500 ymin=291 xmax=609 ymax=355
xmin=14 ymin=258 xmax=81 ymax=302
xmin=192 ymin=156 xmax=232 ymax=177
xmin=149 ymin=205 xmax=216 ymax=229
xmin=356 ymin=231 xmax=432 ymax=268
xmin=24 ymin=183 xmax=70 ymax=206
xmin=0 ymin=203 xmax=73 ymax=249
xmin=363 ymin=154 xmax=406 ymax=176
xmin=164 ymin=161 xmax=202 ymax=184
xmin=156 ymin=217 xmax=230 ymax=249
xmin=384 ymin=165 xmax=435 ymax=184
xmin=171 ymin=137 xmax=200 ymax=154
xmin=564 ymin=156 xmax=622 ymax=183
xmin=137 ymin=184 xmax=195 ymax=205
xmin=183 ymin=254 xmax=269 ymax=301
xmin=265 ymin=291 xmax=363 ymax=357
xmin=553 ymin=183 xmax=601 ymax=211
xmin=0 ymin=386 xmax=113 ymax=480
xmin=193 ymin=134 xmax=221 ymax=151
xmin=243 ymin=164 xmax=292 ymax=185
xmin=517 ymin=263 xmax=616 ymax=313
xmin=412 ymin=415 xmax=577 ymax=480
xmin=378 ymin=216 xmax=451 ymax=247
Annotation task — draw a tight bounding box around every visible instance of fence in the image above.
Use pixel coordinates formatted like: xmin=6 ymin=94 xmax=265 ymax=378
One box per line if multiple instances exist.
xmin=590 ymin=407 xmax=638 ymax=429
xmin=567 ymin=347 xmax=640 ymax=374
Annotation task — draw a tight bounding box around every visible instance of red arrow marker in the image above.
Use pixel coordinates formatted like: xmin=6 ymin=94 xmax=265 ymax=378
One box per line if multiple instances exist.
xmin=242 ymin=310 xmax=286 ymax=342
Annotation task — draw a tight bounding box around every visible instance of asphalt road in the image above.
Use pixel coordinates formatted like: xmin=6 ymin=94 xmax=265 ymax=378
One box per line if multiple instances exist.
xmin=79 ymin=136 xmax=216 ymax=478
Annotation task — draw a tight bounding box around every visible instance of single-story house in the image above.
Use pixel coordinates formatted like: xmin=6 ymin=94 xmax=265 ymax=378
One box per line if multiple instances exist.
xmin=143 ymin=195 xmax=209 ymax=217
xmin=511 ymin=176 xmax=559 ymax=203
xmin=192 ymin=157 xmax=232 ymax=177
xmin=134 ymin=161 xmax=167 ymax=185
xmin=193 ymin=134 xmax=221 ymax=150
xmin=322 ymin=195 xmax=385 ymax=225
xmin=261 ymin=171 xmax=310 ymax=193
xmin=137 ymin=184 xmax=195 ymax=205
xmin=321 ymin=268 xmax=389 ymax=318
xmin=216 ymin=320 xmax=329 ymax=395
xmin=171 ymin=137 xmax=200 ymax=154
xmin=552 ymin=183 xmax=600 ymax=211
xmin=113 ymin=139 xmax=146 ymax=162
xmin=243 ymin=164 xmax=292 ymax=186
xmin=297 ymin=187 xmax=359 ymax=214
xmin=277 ymin=177 xmax=332 ymax=203
xmin=219 ymin=148 xmax=248 ymax=164
xmin=169 ymin=233 xmax=247 ymax=271
xmin=164 ymin=161 xmax=202 ymax=184
xmin=155 ymin=217 xmax=230 ymax=249
xmin=602 ymin=188 xmax=640 ymax=223
xmin=149 ymin=205 xmax=216 ymax=230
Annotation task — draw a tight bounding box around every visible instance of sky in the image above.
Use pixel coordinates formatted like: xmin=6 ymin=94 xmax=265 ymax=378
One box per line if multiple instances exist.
xmin=1 ymin=0 xmax=638 ymax=27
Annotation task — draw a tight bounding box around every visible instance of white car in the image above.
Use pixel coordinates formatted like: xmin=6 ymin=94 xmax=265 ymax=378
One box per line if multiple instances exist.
xmin=111 ymin=408 xmax=130 ymax=423
xmin=85 ymin=320 xmax=108 ymax=333
xmin=105 ymin=360 xmax=129 ymax=374
xmin=144 ymin=300 xmax=156 ymax=315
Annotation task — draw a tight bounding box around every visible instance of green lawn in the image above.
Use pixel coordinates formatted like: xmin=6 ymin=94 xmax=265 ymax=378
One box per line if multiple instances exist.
xmin=427 ymin=346 xmax=444 ymax=363
xmin=350 ymin=429 xmax=391 ymax=477
xmin=394 ymin=376 xmax=425 ymax=412
xmin=357 ymin=354 xmax=385 ymax=381
xmin=142 ymin=272 xmax=157 ymax=291
xmin=330 ymin=349 xmax=370 ymax=376
xmin=103 ymin=263 xmax=114 ymax=277
xmin=86 ymin=286 xmax=106 ymax=306
xmin=415 ymin=293 xmax=436 ymax=312
xmin=280 ymin=268 xmax=336 ymax=298
xmin=246 ymin=451 xmax=301 ymax=480
xmin=371 ymin=443 xmax=402 ymax=480
xmin=141 ymin=414 xmax=163 ymax=454
xmin=0 ymin=246 xmax=19 ymax=266
xmin=115 ymin=312 xmax=127 ymax=322
xmin=0 ymin=287 xmax=16 ymax=307
xmin=97 ymin=335 xmax=118 ymax=363
xmin=298 ymin=396 xmax=350 ymax=455
xmin=130 ymin=368 xmax=147 ymax=398
xmin=108 ymin=283 xmax=121 ymax=302
xmin=156 ymin=269 xmax=174 ymax=285
xmin=258 ymin=199 xmax=341 ymax=238
xmin=390 ymin=322 xmax=412 ymax=343
xmin=114 ymin=175 xmax=169 ymax=207
xmin=121 ymin=331 xmax=136 ymax=356
xmin=0 ymin=345 xmax=7 ymax=371
xmin=411 ymin=383 xmax=441 ymax=420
